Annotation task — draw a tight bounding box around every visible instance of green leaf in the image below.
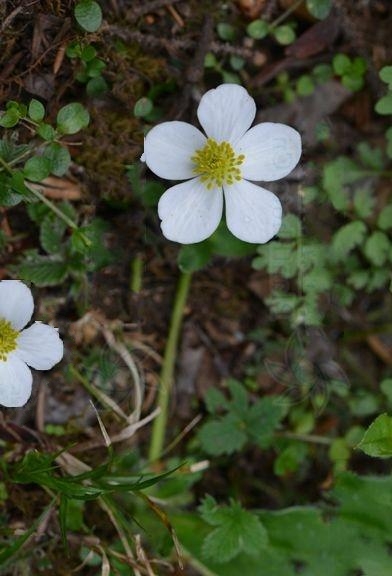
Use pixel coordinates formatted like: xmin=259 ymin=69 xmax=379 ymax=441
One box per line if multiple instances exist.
xmin=380 ymin=379 xmax=392 ymax=405
xmin=272 ymin=25 xmax=296 ymax=45
xmin=379 ymin=65 xmax=392 ymax=86
xmin=210 ymin=223 xmax=255 ymax=257
xmin=40 ymin=214 xmax=67 ymax=254
xmin=386 ymin=126 xmax=392 ymax=158
xmin=253 ymin=242 xmax=298 ymax=278
xmin=23 ymin=156 xmax=51 ymax=181
xmin=246 ymin=19 xmax=269 ymax=39
xmin=302 ymin=267 xmax=332 ymax=293
xmin=364 ymin=231 xmax=390 ymax=266
xmin=200 ymin=498 xmax=268 ymax=563
xmin=322 ymin=156 xmax=362 ymax=211
xmin=357 ymin=142 xmax=384 ymax=170
xmin=296 ymin=74 xmax=315 ymax=96
xmin=274 ymin=443 xmax=308 ymax=476
xmin=278 ymin=214 xmax=302 ymax=239
xmin=197 ymin=415 xmax=248 ymax=456
xmin=331 ymin=221 xmax=367 ymax=260
xmin=347 ymin=269 xmax=369 ymax=290
xmin=333 ymin=54 xmax=351 ymax=76
xmin=265 ymin=291 xmax=299 ymax=314
xmin=312 ymin=63 xmax=333 ymax=83
xmin=0 ymin=108 xmax=21 ymax=128
xmin=178 ymin=243 xmax=212 ymax=273
xmin=342 ymin=73 xmax=364 ymax=92
xmin=375 ymin=92 xmax=392 ymax=115
xmin=56 ymin=103 xmax=90 ymax=135
xmin=28 ymin=99 xmax=45 ymax=122
xmin=353 ymin=188 xmax=375 ymax=218
xmin=204 ymin=387 xmax=229 ymax=414
xmin=74 ymin=0 xmax=102 ymax=32
xmin=16 ymin=256 xmax=69 ymax=286
xmin=306 ymin=0 xmax=332 ymax=19
xmin=37 ymin=123 xmax=56 ymax=141
xmin=134 ymin=97 xmax=154 ymax=118
xmin=377 ymin=205 xmax=392 ymax=230
xmin=217 ymin=23 xmax=237 ymax=41
xmin=43 ymin=143 xmax=71 ymax=176
xmin=357 ymin=414 xmax=392 ymax=458
xmin=204 ymin=53 xmax=217 ymax=68
xmin=247 ymin=396 xmax=285 ymax=448
xmin=86 ymin=76 xmax=108 ymax=96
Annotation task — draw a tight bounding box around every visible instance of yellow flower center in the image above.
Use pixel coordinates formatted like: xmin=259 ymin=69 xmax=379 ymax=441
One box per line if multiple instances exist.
xmin=0 ymin=318 xmax=18 ymax=361
xmin=191 ymin=139 xmax=245 ymax=189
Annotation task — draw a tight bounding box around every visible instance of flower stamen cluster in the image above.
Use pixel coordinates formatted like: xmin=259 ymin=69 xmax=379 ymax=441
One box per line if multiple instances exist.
xmin=0 ymin=318 xmax=18 ymax=361
xmin=192 ymin=139 xmax=245 ymax=190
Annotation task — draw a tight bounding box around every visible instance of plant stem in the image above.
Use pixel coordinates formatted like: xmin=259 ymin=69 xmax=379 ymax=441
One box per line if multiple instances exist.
xmin=270 ymin=0 xmax=304 ymax=28
xmin=130 ymin=254 xmax=143 ymax=293
xmin=276 ymin=431 xmax=333 ymax=445
xmin=149 ymin=271 xmax=192 ymax=461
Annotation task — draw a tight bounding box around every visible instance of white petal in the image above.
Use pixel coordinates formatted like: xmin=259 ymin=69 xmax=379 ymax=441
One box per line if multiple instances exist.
xmin=224 ymin=180 xmax=282 ymax=243
xmin=0 ymin=280 xmax=34 ymax=330
xmin=0 ymin=354 xmax=32 ymax=407
xmin=197 ymin=84 xmax=256 ymax=144
xmin=237 ymin=122 xmax=301 ymax=181
xmin=16 ymin=322 xmax=64 ymax=370
xmin=143 ymin=121 xmax=206 ymax=180
xmin=158 ymin=178 xmax=223 ymax=244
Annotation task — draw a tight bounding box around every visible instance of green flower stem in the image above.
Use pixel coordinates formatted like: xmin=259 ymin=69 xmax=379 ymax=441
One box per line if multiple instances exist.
xmin=130 ymin=254 xmax=143 ymax=293
xmin=149 ymin=270 xmax=192 ymax=461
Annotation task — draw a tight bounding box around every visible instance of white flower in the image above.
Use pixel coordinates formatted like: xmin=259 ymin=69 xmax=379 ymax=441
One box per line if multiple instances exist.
xmin=142 ymin=83 xmax=302 ymax=244
xmin=0 ymin=280 xmax=64 ymax=407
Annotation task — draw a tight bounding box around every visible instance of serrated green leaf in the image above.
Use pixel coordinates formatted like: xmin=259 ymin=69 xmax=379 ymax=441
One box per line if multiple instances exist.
xmin=301 ymin=267 xmax=332 ymax=293
xmin=198 ymin=415 xmax=247 ymax=456
xmin=265 ymin=291 xmax=299 ymax=314
xmin=200 ymin=499 xmax=268 ymax=562
xmin=204 ymin=387 xmax=228 ymax=414
xmin=74 ymin=0 xmax=102 ymax=32
xmin=347 ymin=269 xmax=369 ymax=289
xmin=56 ymin=103 xmax=90 ymax=135
xmin=253 ymin=242 xmax=298 ymax=278
xmin=364 ymin=231 xmax=390 ymax=266
xmin=28 ymin=99 xmax=45 ymax=122
xmin=357 ymin=414 xmax=392 ymax=458
xmin=331 ymin=221 xmax=367 ymax=260
xmin=322 ymin=157 xmax=362 ymax=211
xmin=278 ymin=214 xmax=302 ymax=239
xmin=247 ymin=396 xmax=285 ymax=448
xmin=353 ymin=188 xmax=375 ymax=218
xmin=16 ymin=256 xmax=69 ymax=286
xmin=306 ymin=0 xmax=332 ymax=19
xmin=357 ymin=142 xmax=384 ymax=170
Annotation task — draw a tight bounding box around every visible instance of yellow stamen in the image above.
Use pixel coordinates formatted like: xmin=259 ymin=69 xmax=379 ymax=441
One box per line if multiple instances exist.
xmin=0 ymin=318 xmax=18 ymax=361
xmin=191 ymin=138 xmax=245 ymax=189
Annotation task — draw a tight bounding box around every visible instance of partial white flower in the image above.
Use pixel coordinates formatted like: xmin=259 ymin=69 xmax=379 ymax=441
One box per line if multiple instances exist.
xmin=0 ymin=280 xmax=64 ymax=407
xmin=142 ymin=83 xmax=302 ymax=244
